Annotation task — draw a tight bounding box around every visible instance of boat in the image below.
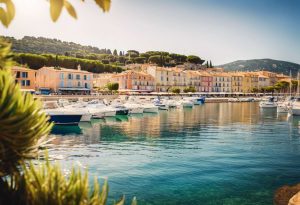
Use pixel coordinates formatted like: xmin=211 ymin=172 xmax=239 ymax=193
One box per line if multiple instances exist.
xmin=184 ymin=96 xmax=205 ymax=105
xmin=57 ymin=99 xmax=92 ymax=122
xmin=111 ymin=105 xmax=129 ymax=115
xmin=278 ymin=70 xmax=293 ymax=113
xmin=43 ymin=101 xmax=83 ymax=125
xmin=123 ymin=102 xmax=144 ymax=114
xmin=153 ymin=98 xmax=168 ymax=110
xmin=290 ymin=72 xmax=300 ymax=116
xmin=259 ymin=97 xmax=277 ymax=108
xmin=141 ymin=103 xmax=159 ymax=113
xmin=86 ymin=100 xmax=116 ymax=117
xmin=179 ymin=99 xmax=194 ymax=108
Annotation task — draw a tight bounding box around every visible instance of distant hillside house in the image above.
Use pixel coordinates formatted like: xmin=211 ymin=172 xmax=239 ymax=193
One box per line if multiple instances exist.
xmin=11 ymin=66 xmax=37 ymax=92
xmin=36 ymin=66 xmax=93 ymax=95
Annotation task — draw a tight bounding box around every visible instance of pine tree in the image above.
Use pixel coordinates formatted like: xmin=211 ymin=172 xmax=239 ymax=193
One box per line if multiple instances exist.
xmin=113 ymin=49 xmax=118 ymax=56
xmin=119 ymin=51 xmax=123 ymax=56
xmin=206 ymin=61 xmax=209 ymax=68
xmin=106 ymin=49 xmax=112 ymax=55
xmin=209 ymin=60 xmax=213 ymax=68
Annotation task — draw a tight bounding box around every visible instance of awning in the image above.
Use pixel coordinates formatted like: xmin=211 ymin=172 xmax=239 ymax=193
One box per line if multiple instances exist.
xmin=58 ymin=87 xmax=90 ymax=91
xmin=21 ymin=89 xmax=35 ymax=92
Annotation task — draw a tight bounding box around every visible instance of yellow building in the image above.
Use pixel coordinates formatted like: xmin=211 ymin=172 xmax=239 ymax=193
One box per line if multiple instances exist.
xmin=230 ymin=72 xmax=243 ymax=93
xmin=212 ymin=72 xmax=232 ymax=92
xmin=242 ymin=72 xmax=259 ymax=93
xmin=11 ymin=66 xmax=37 ymax=91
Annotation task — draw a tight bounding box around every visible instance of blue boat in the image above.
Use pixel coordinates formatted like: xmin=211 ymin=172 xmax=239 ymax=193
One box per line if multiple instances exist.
xmin=49 ymin=114 xmax=83 ymax=125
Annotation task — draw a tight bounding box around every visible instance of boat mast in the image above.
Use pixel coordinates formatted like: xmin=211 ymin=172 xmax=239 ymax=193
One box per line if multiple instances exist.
xmin=297 ymin=72 xmax=300 ymax=97
xmin=289 ymin=70 xmax=292 ymax=97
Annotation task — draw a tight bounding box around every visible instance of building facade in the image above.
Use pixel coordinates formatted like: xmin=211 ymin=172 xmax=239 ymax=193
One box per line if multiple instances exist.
xmin=36 ymin=66 xmax=93 ymax=94
xmin=12 ymin=66 xmax=36 ymax=91
xmin=112 ymin=70 xmax=155 ymax=91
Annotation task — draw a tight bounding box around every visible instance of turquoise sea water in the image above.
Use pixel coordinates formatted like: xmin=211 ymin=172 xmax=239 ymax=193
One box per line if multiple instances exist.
xmin=49 ymin=102 xmax=300 ymax=205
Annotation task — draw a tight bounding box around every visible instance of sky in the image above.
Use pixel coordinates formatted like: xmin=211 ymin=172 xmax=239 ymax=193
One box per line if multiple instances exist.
xmin=1 ymin=0 xmax=300 ymax=65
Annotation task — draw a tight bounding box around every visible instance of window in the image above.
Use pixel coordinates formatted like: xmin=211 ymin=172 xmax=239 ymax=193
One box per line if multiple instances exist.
xmin=16 ymin=71 xmax=20 ymax=78
xmin=21 ymin=80 xmax=26 ymax=86
xmin=84 ymin=75 xmax=87 ymax=80
xmin=68 ymin=74 xmax=73 ymax=80
xmin=60 ymin=81 xmax=64 ymax=87
xmin=76 ymin=74 xmax=80 ymax=80
xmin=15 ymin=80 xmax=18 ymax=84
xmin=22 ymin=72 xmax=28 ymax=78
xmin=85 ymin=83 xmax=88 ymax=88
xmin=60 ymin=73 xmax=64 ymax=79
xmin=26 ymin=80 xmax=30 ymax=86
xmin=78 ymin=81 xmax=81 ymax=87
xmin=87 ymin=75 xmax=90 ymax=81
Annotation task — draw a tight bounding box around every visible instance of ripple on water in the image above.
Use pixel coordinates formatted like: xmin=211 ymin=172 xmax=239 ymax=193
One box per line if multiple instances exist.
xmin=48 ymin=103 xmax=300 ymax=205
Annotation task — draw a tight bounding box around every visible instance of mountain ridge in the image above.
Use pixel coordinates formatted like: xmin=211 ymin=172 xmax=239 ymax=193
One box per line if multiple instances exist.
xmin=219 ymin=58 xmax=300 ymax=76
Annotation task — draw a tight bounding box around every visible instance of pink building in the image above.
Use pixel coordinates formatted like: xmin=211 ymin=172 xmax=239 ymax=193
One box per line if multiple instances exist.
xmin=36 ymin=66 xmax=93 ymax=94
xmin=199 ymin=72 xmax=213 ymax=92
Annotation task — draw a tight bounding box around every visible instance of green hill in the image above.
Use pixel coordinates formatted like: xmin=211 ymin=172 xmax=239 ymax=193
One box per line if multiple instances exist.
xmin=219 ymin=59 xmax=300 ymax=77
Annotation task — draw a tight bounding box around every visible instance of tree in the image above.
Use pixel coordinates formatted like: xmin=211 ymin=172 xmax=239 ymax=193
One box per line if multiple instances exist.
xmin=265 ymin=86 xmax=275 ymax=93
xmin=119 ymin=51 xmax=123 ymax=56
xmin=106 ymin=49 xmax=112 ymax=55
xmin=209 ymin=60 xmax=213 ymax=68
xmin=148 ymin=55 xmax=162 ymax=65
xmin=134 ymin=57 xmax=146 ymax=64
xmin=251 ymin=87 xmax=259 ymax=93
xmin=183 ymin=86 xmax=196 ymax=93
xmin=187 ymin=55 xmax=205 ymax=64
xmin=113 ymin=49 xmax=118 ymax=56
xmin=171 ymin=87 xmax=181 ymax=94
xmin=107 ymin=82 xmax=119 ymax=91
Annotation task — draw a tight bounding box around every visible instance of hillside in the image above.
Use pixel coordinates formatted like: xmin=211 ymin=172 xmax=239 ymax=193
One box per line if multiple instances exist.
xmin=2 ymin=36 xmax=206 ymax=67
xmin=3 ymin=36 xmax=107 ymax=55
xmin=219 ymin=59 xmax=300 ymax=76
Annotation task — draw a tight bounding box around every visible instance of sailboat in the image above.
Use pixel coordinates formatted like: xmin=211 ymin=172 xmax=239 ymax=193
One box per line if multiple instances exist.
xmin=290 ymin=72 xmax=300 ymax=115
xmin=277 ymin=70 xmax=293 ymax=113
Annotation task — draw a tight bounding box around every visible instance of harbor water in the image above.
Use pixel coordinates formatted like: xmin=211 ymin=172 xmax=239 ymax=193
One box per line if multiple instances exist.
xmin=48 ymin=102 xmax=300 ymax=205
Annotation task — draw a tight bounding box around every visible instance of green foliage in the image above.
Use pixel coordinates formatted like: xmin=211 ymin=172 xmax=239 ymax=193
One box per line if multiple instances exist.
xmin=183 ymin=86 xmax=196 ymax=93
xmin=171 ymin=87 xmax=181 ymax=94
xmin=187 ymin=55 xmax=205 ymax=65
xmin=134 ymin=57 xmax=146 ymax=64
xmin=0 ymin=157 xmax=136 ymax=205
xmin=251 ymin=87 xmax=259 ymax=93
xmin=107 ymin=82 xmax=119 ymax=91
xmin=265 ymin=86 xmax=275 ymax=93
xmin=13 ymin=53 xmax=123 ymax=73
xmin=0 ymin=41 xmax=52 ymax=177
xmin=0 ymin=0 xmax=15 ymax=28
xmin=148 ymin=55 xmax=162 ymax=65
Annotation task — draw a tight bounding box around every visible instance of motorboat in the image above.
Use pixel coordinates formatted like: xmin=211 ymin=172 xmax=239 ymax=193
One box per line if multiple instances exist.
xmin=58 ymin=99 xmax=92 ymax=122
xmin=86 ymin=100 xmax=116 ymax=118
xmin=259 ymin=97 xmax=277 ymax=108
xmin=184 ymin=96 xmax=205 ymax=105
xmin=43 ymin=101 xmax=83 ymax=125
xmin=277 ymin=97 xmax=293 ymax=113
xmin=291 ymin=97 xmax=300 ymax=116
xmin=111 ymin=105 xmax=129 ymax=115
xmin=179 ymin=99 xmax=194 ymax=108
xmin=153 ymin=98 xmax=168 ymax=110
xmin=141 ymin=103 xmax=159 ymax=113
xmin=123 ymin=102 xmax=144 ymax=114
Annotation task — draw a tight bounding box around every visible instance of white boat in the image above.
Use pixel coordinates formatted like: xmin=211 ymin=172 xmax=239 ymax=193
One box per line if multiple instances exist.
xmin=277 ymin=102 xmax=290 ymax=113
xmin=153 ymin=98 xmax=168 ymax=110
xmin=259 ymin=97 xmax=277 ymax=108
xmin=87 ymin=100 xmax=116 ymax=117
xmin=141 ymin=103 xmax=159 ymax=113
xmin=57 ymin=99 xmax=92 ymax=122
xmin=179 ymin=99 xmax=194 ymax=108
xmin=291 ymin=98 xmax=300 ymax=116
xmin=43 ymin=101 xmax=83 ymax=125
xmin=123 ymin=102 xmax=144 ymax=114
xmin=183 ymin=96 xmax=205 ymax=105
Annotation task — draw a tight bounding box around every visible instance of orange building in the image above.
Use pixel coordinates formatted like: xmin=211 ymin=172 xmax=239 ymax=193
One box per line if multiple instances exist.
xmin=11 ymin=66 xmax=37 ymax=91
xmin=112 ymin=70 xmax=155 ymax=91
xmin=36 ymin=66 xmax=93 ymax=94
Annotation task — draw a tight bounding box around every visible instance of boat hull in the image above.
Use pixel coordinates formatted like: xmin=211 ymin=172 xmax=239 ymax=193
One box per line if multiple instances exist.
xmin=49 ymin=114 xmax=82 ymax=125
xmin=116 ymin=109 xmax=129 ymax=115
xmin=143 ymin=107 xmax=159 ymax=113
xmin=80 ymin=114 xmax=92 ymax=122
xmin=128 ymin=107 xmax=144 ymax=114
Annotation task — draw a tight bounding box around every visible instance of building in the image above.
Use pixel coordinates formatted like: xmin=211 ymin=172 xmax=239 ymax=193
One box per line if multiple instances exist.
xmin=93 ymin=73 xmax=115 ymax=89
xmin=11 ymin=66 xmax=37 ymax=91
xmin=256 ymin=73 xmax=270 ymax=89
xmin=230 ymin=72 xmax=243 ymax=93
xmin=212 ymin=72 xmax=232 ymax=92
xmin=198 ymin=71 xmax=213 ymax=92
xmin=36 ymin=66 xmax=93 ymax=94
xmin=112 ymin=70 xmax=155 ymax=92
xmin=242 ymin=72 xmax=259 ymax=93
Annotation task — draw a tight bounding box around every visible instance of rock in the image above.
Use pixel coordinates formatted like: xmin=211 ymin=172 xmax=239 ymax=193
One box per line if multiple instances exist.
xmin=274 ymin=184 xmax=300 ymax=205
xmin=289 ymin=191 xmax=300 ymax=205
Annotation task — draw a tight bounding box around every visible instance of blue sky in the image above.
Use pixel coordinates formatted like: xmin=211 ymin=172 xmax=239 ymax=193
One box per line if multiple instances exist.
xmin=1 ymin=0 xmax=300 ymax=65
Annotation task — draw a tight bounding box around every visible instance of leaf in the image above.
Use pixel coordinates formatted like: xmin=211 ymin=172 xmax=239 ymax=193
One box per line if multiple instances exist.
xmin=5 ymin=0 xmax=15 ymax=25
xmin=115 ymin=195 xmax=125 ymax=205
xmin=50 ymin=0 xmax=64 ymax=22
xmin=0 ymin=7 xmax=8 ymax=27
xmin=94 ymin=0 xmax=111 ymax=12
xmin=64 ymin=0 xmax=77 ymax=19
